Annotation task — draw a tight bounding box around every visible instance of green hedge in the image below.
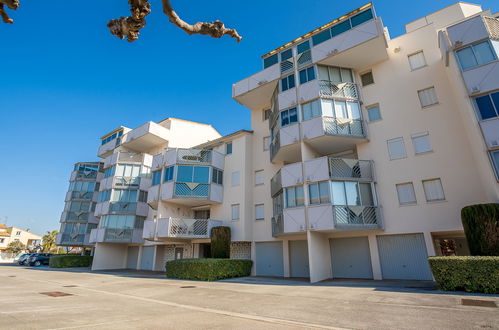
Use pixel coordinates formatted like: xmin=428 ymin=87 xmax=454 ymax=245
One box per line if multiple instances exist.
xmin=428 ymin=256 xmax=499 ymax=294
xmin=210 ymin=226 xmax=231 ymax=258
xmin=49 ymin=255 xmax=93 ymax=268
xmin=461 ymin=204 xmax=499 ymax=256
xmin=166 ymin=258 xmax=252 ymax=281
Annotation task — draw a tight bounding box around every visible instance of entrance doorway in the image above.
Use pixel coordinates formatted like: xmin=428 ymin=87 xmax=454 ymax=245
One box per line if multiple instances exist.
xmin=194 ymin=210 xmax=210 ymax=219
xmin=199 ymin=243 xmax=211 ymax=258
xmin=174 ymin=247 xmax=183 ymax=260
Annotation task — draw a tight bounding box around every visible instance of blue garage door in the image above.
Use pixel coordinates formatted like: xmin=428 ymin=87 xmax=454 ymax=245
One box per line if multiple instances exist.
xmin=256 ymin=242 xmax=284 ymax=276
xmin=330 ymin=237 xmax=373 ymax=279
xmin=289 ymin=240 xmax=309 ymax=278
xmin=377 ymin=234 xmax=433 ymax=280
xmin=140 ymin=246 xmax=155 ymax=270
xmin=126 ymin=246 xmax=139 ymax=269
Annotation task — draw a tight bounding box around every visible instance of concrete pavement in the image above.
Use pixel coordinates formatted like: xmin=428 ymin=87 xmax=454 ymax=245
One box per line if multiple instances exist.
xmin=0 ymin=264 xmax=497 ymax=329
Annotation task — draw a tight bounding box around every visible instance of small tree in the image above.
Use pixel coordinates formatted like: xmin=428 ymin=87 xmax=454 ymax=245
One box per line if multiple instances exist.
xmin=5 ymin=240 xmax=25 ymax=254
xmin=210 ymin=226 xmax=231 ymax=259
xmin=461 ymin=204 xmax=499 ymax=256
xmin=42 ymin=230 xmax=59 ymax=253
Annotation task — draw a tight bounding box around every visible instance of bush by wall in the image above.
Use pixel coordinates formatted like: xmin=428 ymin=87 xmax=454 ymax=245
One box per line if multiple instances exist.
xmin=166 ymin=258 xmax=252 ymax=281
xmin=428 ymin=256 xmax=499 ymax=294
xmin=210 ymin=226 xmax=231 ymax=258
xmin=461 ymin=204 xmax=499 ymax=256
xmin=49 ymin=255 xmax=93 ymax=268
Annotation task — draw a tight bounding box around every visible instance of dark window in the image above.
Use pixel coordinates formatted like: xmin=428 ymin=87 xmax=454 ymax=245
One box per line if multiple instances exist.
xmin=263 ymin=109 xmax=271 ymax=121
xmin=281 ymin=74 xmax=296 ymax=91
xmin=280 ymin=49 xmax=293 ymax=61
xmin=299 ymin=66 xmax=316 ymax=84
xmin=474 ymin=92 xmax=499 ymax=120
xmin=361 ymin=71 xmax=374 ymax=86
xmin=163 ymin=166 xmax=174 ymax=182
xmin=280 ymin=107 xmax=298 ymax=127
xmin=331 ymin=20 xmax=352 ymax=36
xmin=212 ymin=168 xmax=223 ymax=185
xmin=226 ymin=142 xmax=233 ymax=155
xmin=351 ymin=8 xmax=374 ymax=27
xmin=312 ymin=29 xmax=331 ymax=46
xmin=263 ymin=54 xmax=278 ymax=69
xmin=297 ymin=41 xmax=310 ymax=54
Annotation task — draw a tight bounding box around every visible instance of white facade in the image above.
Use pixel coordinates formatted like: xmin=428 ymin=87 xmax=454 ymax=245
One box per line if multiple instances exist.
xmin=60 ymin=3 xmax=498 ymax=282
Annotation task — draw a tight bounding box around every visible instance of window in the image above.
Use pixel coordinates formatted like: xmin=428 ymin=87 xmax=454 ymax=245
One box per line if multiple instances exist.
xmin=104 ymin=166 xmax=116 ymax=178
xmin=331 ymin=20 xmax=351 ymax=36
xmin=226 ymin=142 xmax=233 ymax=155
xmin=456 ymin=40 xmax=497 ymax=71
xmin=408 ymin=51 xmax=426 ymax=70
xmin=16 ymin=231 xmax=21 ymax=236
xmin=0 ymin=238 xmax=4 ymax=243
xmin=114 ymin=164 xmax=141 ymax=178
xmin=98 ymin=190 xmax=112 ymax=202
xmin=308 ymin=181 xmax=330 ymax=205
xmin=138 ymin=190 xmax=148 ymax=203
xmin=231 ymin=171 xmax=240 ymax=186
xmin=297 ymin=40 xmax=310 ymax=54
xmin=281 ymin=74 xmax=295 ymax=91
xmin=331 ymin=181 xmax=374 ymax=206
xmin=387 ymin=137 xmax=407 ymax=160
xmin=418 ymin=87 xmax=438 ymax=107
xmin=163 ymin=166 xmax=174 ymax=182
xmin=312 ymin=29 xmax=331 ymax=46
xmin=263 ymin=109 xmax=271 ymax=121
xmin=280 ymin=107 xmax=298 ymax=127
xmin=299 ymin=66 xmax=316 ymax=84
xmin=301 ymin=99 xmax=321 ymax=121
xmin=474 ymin=92 xmax=499 ymax=120
xmin=101 ymin=130 xmax=123 ymax=145
xmin=212 ymin=168 xmax=223 ymax=185
xmin=367 ymin=105 xmax=381 ymax=122
xmin=111 ymin=189 xmax=137 ymax=202
xmin=317 ymin=65 xmax=353 ymax=83
xmin=273 ymin=192 xmax=284 ymax=216
xmin=411 ymin=131 xmax=432 ymax=154
xmin=396 ymin=183 xmax=417 ymax=205
xmin=263 ymin=53 xmax=278 ymax=69
xmin=151 ymin=170 xmax=162 ymax=186
xmin=350 ymin=8 xmax=374 ymax=27
xmin=231 ymin=204 xmax=240 ymax=220
xmin=263 ymin=136 xmax=270 ymax=151
xmin=490 ymin=150 xmax=499 ymax=179
xmin=255 ymin=204 xmax=264 ymax=220
xmin=360 ymin=71 xmax=374 ymax=86
xmin=177 ymin=166 xmax=210 ymax=183
xmin=255 ymin=170 xmax=264 ymax=185
xmin=422 ymin=179 xmax=445 ymax=202
xmin=100 ymin=215 xmax=137 ymax=229
xmin=285 ymin=186 xmax=304 ymax=208
xmin=280 ymin=48 xmax=293 ymax=61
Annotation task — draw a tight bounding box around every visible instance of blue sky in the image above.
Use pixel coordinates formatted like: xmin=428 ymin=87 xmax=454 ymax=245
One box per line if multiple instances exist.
xmin=0 ymin=0 xmax=496 ymax=235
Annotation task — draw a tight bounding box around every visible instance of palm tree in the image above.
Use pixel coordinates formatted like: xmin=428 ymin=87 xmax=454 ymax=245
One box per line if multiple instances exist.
xmin=42 ymin=230 xmax=58 ymax=253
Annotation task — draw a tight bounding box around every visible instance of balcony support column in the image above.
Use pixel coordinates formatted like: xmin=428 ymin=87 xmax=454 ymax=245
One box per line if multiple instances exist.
xmin=367 ymin=234 xmax=382 ymax=280
xmin=307 ymin=231 xmax=332 ymax=283
xmin=423 ymin=232 xmax=437 ymax=257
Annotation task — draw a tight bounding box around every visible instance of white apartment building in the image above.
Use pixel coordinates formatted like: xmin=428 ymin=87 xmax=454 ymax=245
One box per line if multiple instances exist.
xmin=59 ymin=2 xmax=499 ymax=282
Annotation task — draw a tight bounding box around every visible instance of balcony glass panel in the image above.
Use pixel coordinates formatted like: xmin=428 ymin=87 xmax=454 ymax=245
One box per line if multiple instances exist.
xmin=177 ymin=149 xmax=212 ymax=164
xmin=350 ymin=8 xmax=373 ymax=27
xmin=174 ymin=183 xmax=209 ymax=198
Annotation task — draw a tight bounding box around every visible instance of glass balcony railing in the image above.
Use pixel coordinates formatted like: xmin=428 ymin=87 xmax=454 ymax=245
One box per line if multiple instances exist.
xmin=271 ymin=213 xmax=284 ymax=237
xmin=176 ymin=149 xmax=213 ymax=164
xmin=70 ymin=191 xmax=94 ymax=200
xmin=109 ymin=202 xmax=137 ymax=214
xmin=103 ymin=228 xmax=134 ymax=242
xmin=173 ymin=183 xmax=209 ymax=199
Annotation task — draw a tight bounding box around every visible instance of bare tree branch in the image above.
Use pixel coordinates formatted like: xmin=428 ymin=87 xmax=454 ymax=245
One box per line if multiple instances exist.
xmin=161 ymin=0 xmax=242 ymax=42
xmin=108 ymin=0 xmax=151 ymax=42
xmin=0 ymin=0 xmax=19 ymax=24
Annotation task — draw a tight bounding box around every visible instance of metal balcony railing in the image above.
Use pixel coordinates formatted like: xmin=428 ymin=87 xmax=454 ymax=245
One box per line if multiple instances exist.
xmin=176 ymin=149 xmax=212 ymax=164
xmin=323 ymin=117 xmax=365 ymax=137
xmin=173 ymin=183 xmax=209 ymax=199
xmin=332 ymin=205 xmax=380 ymax=229
xmin=109 ymin=202 xmax=137 ymax=214
xmin=271 ymin=214 xmax=284 ymax=237
xmin=484 ymin=16 xmax=499 ymax=39
xmin=319 ymin=81 xmax=359 ymax=100
xmin=104 ymin=228 xmax=133 ymax=242
xmin=168 ymin=218 xmax=220 ymax=239
xmin=270 ymin=169 xmax=282 ymax=197
xmin=328 ymin=158 xmax=374 ymax=181
xmin=297 ymin=50 xmax=312 ymax=68
xmin=114 ymin=176 xmax=141 ymax=187
xmin=270 ymin=133 xmax=281 ymax=161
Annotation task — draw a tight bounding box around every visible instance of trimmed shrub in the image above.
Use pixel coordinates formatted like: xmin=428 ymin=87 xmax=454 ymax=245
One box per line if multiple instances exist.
xmin=461 ymin=203 xmax=499 ymax=256
xmin=49 ymin=255 xmax=93 ymax=268
xmin=210 ymin=226 xmax=231 ymax=258
xmin=166 ymin=258 xmax=252 ymax=281
xmin=428 ymin=256 xmax=499 ymax=294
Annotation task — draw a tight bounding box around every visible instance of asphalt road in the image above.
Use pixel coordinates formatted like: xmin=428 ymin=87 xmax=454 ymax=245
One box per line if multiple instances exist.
xmin=0 ymin=264 xmax=498 ymax=329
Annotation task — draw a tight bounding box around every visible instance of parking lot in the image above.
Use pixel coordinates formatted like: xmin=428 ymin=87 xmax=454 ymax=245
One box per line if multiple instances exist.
xmin=0 ymin=263 xmax=498 ymax=329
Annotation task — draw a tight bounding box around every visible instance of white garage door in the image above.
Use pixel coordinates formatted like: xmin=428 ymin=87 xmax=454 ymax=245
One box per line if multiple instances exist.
xmin=255 ymin=242 xmax=284 ymax=277
xmin=330 ymin=237 xmax=373 ymax=279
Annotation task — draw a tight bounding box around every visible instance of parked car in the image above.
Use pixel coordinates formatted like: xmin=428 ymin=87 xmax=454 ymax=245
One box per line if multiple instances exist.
xmin=17 ymin=253 xmax=34 ymax=265
xmin=27 ymin=253 xmax=52 ymax=266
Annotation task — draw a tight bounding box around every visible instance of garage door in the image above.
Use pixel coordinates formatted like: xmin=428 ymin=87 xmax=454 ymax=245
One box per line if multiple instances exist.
xmin=377 ymin=234 xmax=433 ymax=280
xmin=139 ymin=246 xmax=155 ymax=270
xmin=289 ymin=240 xmax=309 ymax=278
xmin=330 ymin=237 xmax=373 ymax=279
xmin=255 ymin=242 xmax=284 ymax=276
xmin=126 ymin=246 xmax=139 ymax=269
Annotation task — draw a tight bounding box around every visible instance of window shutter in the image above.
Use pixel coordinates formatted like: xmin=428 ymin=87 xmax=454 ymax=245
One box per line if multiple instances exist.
xmin=423 ymin=179 xmax=445 ymax=201
xmin=396 ymin=183 xmax=416 ymax=204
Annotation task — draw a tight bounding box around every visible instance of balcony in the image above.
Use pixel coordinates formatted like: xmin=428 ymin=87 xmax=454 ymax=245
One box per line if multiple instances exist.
xmin=99 ymin=175 xmax=151 ymax=191
xmin=308 ymin=205 xmax=382 ymax=231
xmin=143 ymin=218 xmax=223 ymax=241
xmin=272 ymin=207 xmax=307 ymax=237
xmin=312 ymin=18 xmax=388 ymax=70
xmin=56 ymin=233 xmax=91 ymax=246
xmin=121 ymin=122 xmax=169 ymax=153
xmin=301 ymin=116 xmax=367 ymax=155
xmin=232 ymin=63 xmax=280 ymax=110
xmin=103 ymin=152 xmax=153 ymax=169
xmin=479 ymin=117 xmax=499 ymax=149
xmin=447 ymin=15 xmax=498 ymax=49
xmin=164 ymin=148 xmax=225 ymax=169
xmin=270 ymin=124 xmax=302 ymax=163
xmin=270 ymin=162 xmax=304 ymax=196
xmin=94 ymin=201 xmax=149 ymax=217
xmin=98 ymin=138 xmax=119 ymax=159
xmin=89 ymin=228 xmax=144 ymax=244
xmin=319 ymin=81 xmax=359 ymax=100
xmin=461 ymin=60 xmax=499 ymax=95
xmin=157 ymin=181 xmax=223 ymax=207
